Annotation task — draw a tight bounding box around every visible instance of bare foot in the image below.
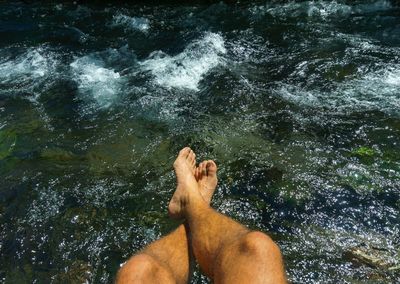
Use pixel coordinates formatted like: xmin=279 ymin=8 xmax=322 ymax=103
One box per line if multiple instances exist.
xmin=168 ymin=147 xmax=204 ymax=219
xmin=195 ymin=160 xmax=218 ymax=204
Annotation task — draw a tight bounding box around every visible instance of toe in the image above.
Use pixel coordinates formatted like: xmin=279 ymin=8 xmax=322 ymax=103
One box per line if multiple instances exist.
xmin=201 ymin=161 xmax=207 ymax=176
xmin=198 ymin=162 xmax=204 ymax=177
xmin=188 ymin=150 xmax=196 ymax=164
xmin=206 ymin=160 xmax=217 ymax=176
xmin=187 ymin=149 xmax=194 ymax=160
xmin=179 ymin=147 xmax=191 ymax=158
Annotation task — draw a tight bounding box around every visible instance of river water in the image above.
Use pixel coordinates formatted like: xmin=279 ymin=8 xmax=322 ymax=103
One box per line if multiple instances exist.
xmin=0 ymin=1 xmax=399 ymax=283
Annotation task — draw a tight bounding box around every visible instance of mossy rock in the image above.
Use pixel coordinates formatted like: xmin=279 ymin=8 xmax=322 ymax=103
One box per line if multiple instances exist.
xmin=86 ymin=143 xmax=136 ymax=175
xmin=352 ymin=147 xmax=376 ymax=158
xmin=16 ymin=119 xmax=42 ymax=134
xmin=40 ymin=147 xmax=79 ymax=162
xmin=344 ymin=246 xmax=399 ymax=272
xmin=0 ymin=129 xmax=17 ymax=160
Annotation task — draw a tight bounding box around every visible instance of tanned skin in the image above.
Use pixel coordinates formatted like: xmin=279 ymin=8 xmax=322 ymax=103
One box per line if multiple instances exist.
xmin=117 ymin=147 xmax=287 ymax=284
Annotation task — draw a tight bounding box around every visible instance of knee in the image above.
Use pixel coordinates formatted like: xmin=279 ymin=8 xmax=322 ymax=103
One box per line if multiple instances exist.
xmin=240 ymin=231 xmax=282 ymax=259
xmin=116 ymin=254 xmax=154 ymax=283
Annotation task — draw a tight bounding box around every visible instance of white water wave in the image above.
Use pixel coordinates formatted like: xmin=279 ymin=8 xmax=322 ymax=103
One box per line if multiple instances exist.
xmin=112 ymin=14 xmax=150 ymax=32
xmin=0 ymin=47 xmax=58 ymax=94
xmin=140 ymin=32 xmax=226 ymax=91
xmin=70 ymin=54 xmax=122 ymax=108
xmin=277 ymin=65 xmax=400 ymax=114
xmin=250 ymin=0 xmax=392 ymax=20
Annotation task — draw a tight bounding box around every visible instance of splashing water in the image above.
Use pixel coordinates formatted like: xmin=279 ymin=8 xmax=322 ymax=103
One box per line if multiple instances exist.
xmin=277 ymin=64 xmax=400 ymax=115
xmin=111 ymin=14 xmax=150 ymax=32
xmin=70 ymin=54 xmax=122 ymax=108
xmin=0 ymin=47 xmax=58 ymax=95
xmin=140 ymin=33 xmax=226 ymax=90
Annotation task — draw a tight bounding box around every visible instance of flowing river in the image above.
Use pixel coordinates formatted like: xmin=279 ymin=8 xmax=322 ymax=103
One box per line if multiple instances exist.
xmin=0 ymin=1 xmax=399 ymax=283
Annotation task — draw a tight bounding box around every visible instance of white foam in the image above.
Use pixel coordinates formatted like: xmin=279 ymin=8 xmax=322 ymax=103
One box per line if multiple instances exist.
xmin=0 ymin=47 xmax=56 ymax=83
xmin=70 ymin=54 xmax=122 ymax=108
xmin=384 ymin=68 xmax=400 ymax=86
xmin=0 ymin=47 xmax=59 ymax=102
xmin=251 ymin=0 xmax=392 ymax=20
xmin=307 ymin=1 xmax=352 ymax=18
xmin=277 ymin=65 xmax=400 ymax=115
xmin=140 ymin=32 xmax=226 ymax=90
xmin=112 ymin=14 xmax=150 ymax=32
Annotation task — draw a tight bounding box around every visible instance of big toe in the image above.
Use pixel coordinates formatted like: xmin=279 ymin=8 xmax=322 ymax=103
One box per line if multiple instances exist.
xmin=174 ymin=147 xmax=190 ymax=166
xmin=179 ymin=147 xmax=191 ymax=158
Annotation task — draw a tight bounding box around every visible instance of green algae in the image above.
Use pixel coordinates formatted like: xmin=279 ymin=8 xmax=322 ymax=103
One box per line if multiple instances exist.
xmin=353 ymin=146 xmax=376 ymax=157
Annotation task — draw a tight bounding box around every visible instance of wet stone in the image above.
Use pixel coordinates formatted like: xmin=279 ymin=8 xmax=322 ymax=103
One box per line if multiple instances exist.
xmin=52 ymin=260 xmax=92 ymax=284
xmin=0 ymin=129 xmax=16 ymax=160
xmin=344 ymin=245 xmax=398 ymax=271
xmin=40 ymin=147 xmax=79 ymax=161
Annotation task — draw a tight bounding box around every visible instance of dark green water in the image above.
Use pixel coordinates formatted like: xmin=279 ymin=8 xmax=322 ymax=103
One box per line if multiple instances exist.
xmin=1 ymin=0 xmax=399 ymax=283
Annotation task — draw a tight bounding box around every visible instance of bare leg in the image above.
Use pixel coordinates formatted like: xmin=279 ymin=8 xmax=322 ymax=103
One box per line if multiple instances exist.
xmin=116 ymin=148 xmax=218 ymax=284
xmin=168 ymin=148 xmax=287 ymax=284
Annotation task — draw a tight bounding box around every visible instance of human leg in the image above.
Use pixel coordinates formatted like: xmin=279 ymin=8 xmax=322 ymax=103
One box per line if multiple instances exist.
xmin=116 ymin=148 xmax=218 ymax=284
xmin=168 ymin=149 xmax=287 ymax=284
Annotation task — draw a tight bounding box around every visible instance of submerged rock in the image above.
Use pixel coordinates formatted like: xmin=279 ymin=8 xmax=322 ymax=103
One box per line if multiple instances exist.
xmin=52 ymin=260 xmax=92 ymax=284
xmin=0 ymin=129 xmax=16 ymax=160
xmin=344 ymin=245 xmax=398 ymax=271
xmin=352 ymin=146 xmax=376 ymax=158
xmin=40 ymin=147 xmax=79 ymax=161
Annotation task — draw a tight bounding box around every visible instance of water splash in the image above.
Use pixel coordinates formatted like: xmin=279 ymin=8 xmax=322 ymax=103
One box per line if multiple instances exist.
xmin=112 ymin=14 xmax=150 ymax=32
xmin=140 ymin=32 xmax=226 ymax=91
xmin=277 ymin=64 xmax=400 ymax=115
xmin=250 ymin=0 xmax=392 ymax=21
xmin=70 ymin=53 xmax=122 ymax=109
xmin=0 ymin=47 xmax=58 ymax=95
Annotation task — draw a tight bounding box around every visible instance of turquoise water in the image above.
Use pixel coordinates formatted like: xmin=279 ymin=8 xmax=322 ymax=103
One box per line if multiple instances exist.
xmin=0 ymin=1 xmax=399 ymax=283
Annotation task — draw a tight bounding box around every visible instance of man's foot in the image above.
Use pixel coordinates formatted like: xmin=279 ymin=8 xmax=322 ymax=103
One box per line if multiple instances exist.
xmin=168 ymin=147 xmax=204 ymax=219
xmin=196 ymin=160 xmax=218 ymax=204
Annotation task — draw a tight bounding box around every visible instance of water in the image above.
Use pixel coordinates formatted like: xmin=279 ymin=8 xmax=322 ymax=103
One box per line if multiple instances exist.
xmin=0 ymin=1 xmax=399 ymax=283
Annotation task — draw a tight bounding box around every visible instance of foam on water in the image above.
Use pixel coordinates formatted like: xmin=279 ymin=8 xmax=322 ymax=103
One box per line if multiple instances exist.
xmin=70 ymin=54 xmax=122 ymax=109
xmin=0 ymin=49 xmax=48 ymax=78
xmin=385 ymin=67 xmax=400 ymax=86
xmin=140 ymin=32 xmax=226 ymax=91
xmin=307 ymin=1 xmax=352 ymax=18
xmin=112 ymin=14 xmax=150 ymax=32
xmin=277 ymin=64 xmax=400 ymax=115
xmin=250 ymin=0 xmax=392 ymax=21
xmin=0 ymin=47 xmax=58 ymax=95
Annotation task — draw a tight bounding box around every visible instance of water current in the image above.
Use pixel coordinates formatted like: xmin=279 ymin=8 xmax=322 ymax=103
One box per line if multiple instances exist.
xmin=0 ymin=1 xmax=399 ymax=283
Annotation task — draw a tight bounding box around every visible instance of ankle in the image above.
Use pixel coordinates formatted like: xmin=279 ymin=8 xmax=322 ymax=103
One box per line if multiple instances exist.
xmin=185 ymin=196 xmax=210 ymax=220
